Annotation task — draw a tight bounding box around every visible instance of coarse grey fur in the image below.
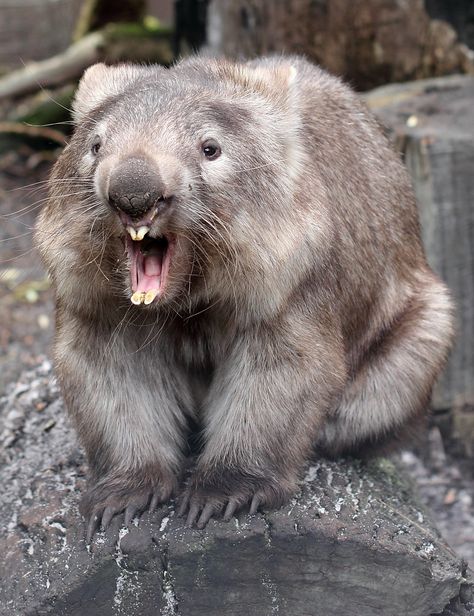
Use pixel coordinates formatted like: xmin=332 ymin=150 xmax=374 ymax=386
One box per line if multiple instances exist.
xmin=35 ymin=55 xmax=455 ymax=534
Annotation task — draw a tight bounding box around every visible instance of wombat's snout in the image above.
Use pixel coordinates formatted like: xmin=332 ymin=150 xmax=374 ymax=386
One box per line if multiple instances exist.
xmin=108 ymin=157 xmax=168 ymax=219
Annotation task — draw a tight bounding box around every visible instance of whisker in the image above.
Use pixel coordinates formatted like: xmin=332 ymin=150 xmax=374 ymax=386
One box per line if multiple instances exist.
xmin=0 ymin=231 xmax=33 ymax=243
xmin=7 ymin=177 xmax=91 ymax=193
xmin=132 ymin=311 xmax=171 ymax=354
xmin=1 ymin=190 xmax=95 ymax=218
xmin=184 ymin=297 xmax=222 ymax=321
xmin=234 ymin=159 xmax=284 ymax=174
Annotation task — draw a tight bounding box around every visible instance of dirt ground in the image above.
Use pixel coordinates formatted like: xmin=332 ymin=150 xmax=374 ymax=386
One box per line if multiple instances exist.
xmin=0 ymin=151 xmax=473 ymax=567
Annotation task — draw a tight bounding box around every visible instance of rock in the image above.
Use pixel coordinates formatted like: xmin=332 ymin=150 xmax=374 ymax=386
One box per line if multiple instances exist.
xmin=366 ymin=75 xmax=474 ymax=455
xmin=0 ymin=363 xmax=471 ymax=615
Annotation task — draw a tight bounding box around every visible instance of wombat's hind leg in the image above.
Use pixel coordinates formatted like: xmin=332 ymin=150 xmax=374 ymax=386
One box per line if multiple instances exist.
xmin=318 ymin=273 xmax=454 ymax=456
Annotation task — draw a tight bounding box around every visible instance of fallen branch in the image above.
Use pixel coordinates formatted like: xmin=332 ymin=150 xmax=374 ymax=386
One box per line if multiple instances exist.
xmin=0 ymin=23 xmax=172 ymax=101
xmin=0 ymin=32 xmax=103 ymax=100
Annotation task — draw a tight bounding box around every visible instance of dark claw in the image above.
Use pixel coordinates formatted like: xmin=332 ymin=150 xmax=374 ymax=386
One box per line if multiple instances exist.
xmin=125 ymin=504 xmax=138 ymax=527
xmin=197 ymin=502 xmax=219 ymax=529
xmin=186 ymin=502 xmax=200 ymax=527
xmin=223 ymin=499 xmax=238 ymax=521
xmin=86 ymin=510 xmax=102 ymax=543
xmin=149 ymin=492 xmax=160 ymax=513
xmin=249 ymin=494 xmax=261 ymax=515
xmin=177 ymin=492 xmax=191 ymax=518
xmin=101 ymin=506 xmax=116 ymax=531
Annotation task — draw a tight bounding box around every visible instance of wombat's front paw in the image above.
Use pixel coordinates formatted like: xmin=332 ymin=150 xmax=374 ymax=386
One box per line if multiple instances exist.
xmin=81 ymin=476 xmax=176 ymax=542
xmin=178 ymin=468 xmax=296 ymax=529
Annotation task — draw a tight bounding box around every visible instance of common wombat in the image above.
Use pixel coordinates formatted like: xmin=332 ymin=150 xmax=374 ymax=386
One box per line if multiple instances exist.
xmin=35 ymin=56 xmax=454 ymax=538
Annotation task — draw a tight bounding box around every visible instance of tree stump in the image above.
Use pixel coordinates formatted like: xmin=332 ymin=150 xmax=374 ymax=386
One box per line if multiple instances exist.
xmin=0 ymin=363 xmax=471 ymax=615
xmin=366 ymin=75 xmax=474 ymax=455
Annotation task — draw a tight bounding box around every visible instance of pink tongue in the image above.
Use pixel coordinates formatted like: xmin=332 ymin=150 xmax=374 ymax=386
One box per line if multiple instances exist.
xmin=144 ymin=255 xmax=162 ymax=276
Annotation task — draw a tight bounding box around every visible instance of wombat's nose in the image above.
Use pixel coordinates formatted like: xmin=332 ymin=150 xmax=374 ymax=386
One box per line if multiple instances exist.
xmin=108 ymin=157 xmax=166 ymax=219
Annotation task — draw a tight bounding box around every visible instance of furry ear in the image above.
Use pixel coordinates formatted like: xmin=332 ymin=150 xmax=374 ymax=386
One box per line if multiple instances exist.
xmin=176 ymin=56 xmax=297 ymax=104
xmin=220 ymin=57 xmax=298 ymax=109
xmin=240 ymin=58 xmax=298 ymax=98
xmin=72 ymin=63 xmax=158 ymax=122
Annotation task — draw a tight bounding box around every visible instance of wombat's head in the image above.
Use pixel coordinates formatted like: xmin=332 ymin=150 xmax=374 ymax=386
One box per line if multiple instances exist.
xmin=40 ymin=58 xmax=311 ymax=314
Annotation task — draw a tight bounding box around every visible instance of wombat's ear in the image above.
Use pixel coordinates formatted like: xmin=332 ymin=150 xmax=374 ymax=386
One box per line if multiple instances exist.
xmin=228 ymin=58 xmax=298 ymax=104
xmin=72 ymin=63 xmax=157 ymax=122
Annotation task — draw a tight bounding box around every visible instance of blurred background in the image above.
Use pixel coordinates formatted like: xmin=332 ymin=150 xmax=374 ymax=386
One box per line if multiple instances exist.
xmin=0 ymin=0 xmax=473 ymax=563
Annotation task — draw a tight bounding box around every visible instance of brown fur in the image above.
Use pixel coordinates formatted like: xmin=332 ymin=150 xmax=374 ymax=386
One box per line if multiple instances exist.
xmin=35 ymin=56 xmax=455 ymax=534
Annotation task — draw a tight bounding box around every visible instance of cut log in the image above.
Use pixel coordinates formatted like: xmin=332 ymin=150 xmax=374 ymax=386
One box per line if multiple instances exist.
xmin=366 ymin=75 xmax=474 ymax=454
xmin=0 ymin=363 xmax=471 ymax=615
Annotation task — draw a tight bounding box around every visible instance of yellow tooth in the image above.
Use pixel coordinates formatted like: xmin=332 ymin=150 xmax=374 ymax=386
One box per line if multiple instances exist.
xmin=144 ymin=289 xmax=158 ymax=305
xmin=131 ymin=291 xmax=144 ymax=305
xmin=135 ymin=226 xmax=150 ymax=241
xmin=127 ymin=226 xmax=137 ymax=240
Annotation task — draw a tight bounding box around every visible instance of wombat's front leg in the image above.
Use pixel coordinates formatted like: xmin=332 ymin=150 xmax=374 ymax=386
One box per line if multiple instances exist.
xmin=55 ymin=313 xmax=192 ymax=539
xmin=180 ymin=318 xmax=346 ymax=527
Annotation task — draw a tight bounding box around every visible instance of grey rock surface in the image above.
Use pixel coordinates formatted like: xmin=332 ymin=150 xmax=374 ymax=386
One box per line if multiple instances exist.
xmin=0 ymin=363 xmax=472 ymax=616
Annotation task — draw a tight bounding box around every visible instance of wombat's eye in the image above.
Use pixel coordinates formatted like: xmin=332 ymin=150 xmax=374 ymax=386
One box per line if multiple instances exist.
xmin=202 ymin=139 xmax=221 ymax=161
xmin=91 ymin=137 xmax=101 ymax=156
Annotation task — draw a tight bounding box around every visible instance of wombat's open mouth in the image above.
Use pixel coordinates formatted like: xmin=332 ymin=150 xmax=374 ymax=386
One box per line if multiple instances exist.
xmin=124 ymin=232 xmax=173 ymax=305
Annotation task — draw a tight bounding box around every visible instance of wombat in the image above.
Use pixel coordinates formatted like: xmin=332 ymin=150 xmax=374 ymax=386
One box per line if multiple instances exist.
xmin=35 ymin=56 xmax=454 ymax=538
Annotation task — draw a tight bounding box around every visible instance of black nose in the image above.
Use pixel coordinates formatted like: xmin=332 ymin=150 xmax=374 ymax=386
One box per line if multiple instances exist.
xmin=108 ymin=157 xmax=165 ymax=219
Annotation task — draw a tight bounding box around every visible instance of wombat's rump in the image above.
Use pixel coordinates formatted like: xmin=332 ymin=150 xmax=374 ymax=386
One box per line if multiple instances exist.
xmin=35 ymin=56 xmax=454 ymax=537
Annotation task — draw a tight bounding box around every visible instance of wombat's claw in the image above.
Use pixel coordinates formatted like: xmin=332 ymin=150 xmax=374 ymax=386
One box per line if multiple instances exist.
xmin=86 ymin=503 xmax=127 ymax=543
xmin=149 ymin=492 xmax=161 ymax=513
xmin=83 ymin=486 xmax=169 ymax=542
xmin=184 ymin=499 xmax=223 ymax=528
xmin=177 ymin=491 xmax=191 ymax=518
xmin=179 ymin=491 xmax=265 ymax=528
xmin=177 ymin=468 xmax=293 ymax=528
xmin=101 ymin=506 xmax=116 ymax=531
xmin=223 ymin=498 xmax=239 ymax=521
xmin=125 ymin=504 xmax=140 ymax=526
xmin=197 ymin=502 xmax=223 ymax=528
xmin=86 ymin=511 xmax=102 ymax=543
xmin=249 ymin=494 xmax=262 ymax=515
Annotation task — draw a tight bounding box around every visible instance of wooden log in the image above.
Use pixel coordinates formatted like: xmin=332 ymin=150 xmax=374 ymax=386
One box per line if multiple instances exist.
xmin=366 ymin=75 xmax=474 ymax=453
xmin=0 ymin=363 xmax=471 ymax=615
